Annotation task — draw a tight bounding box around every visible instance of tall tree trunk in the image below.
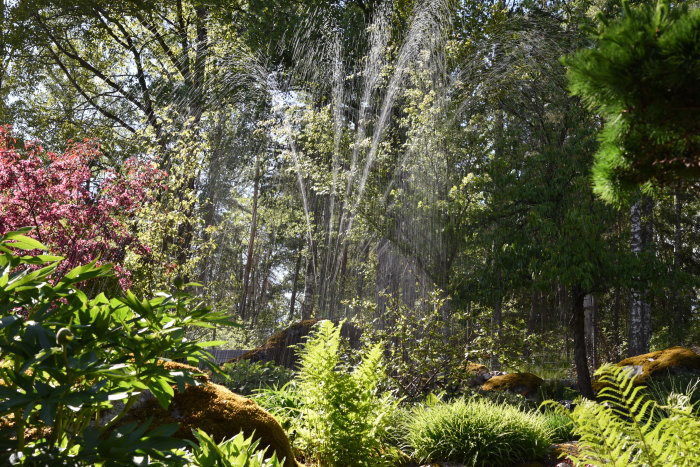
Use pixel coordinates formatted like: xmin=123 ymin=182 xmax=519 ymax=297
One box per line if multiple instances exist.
xmin=491 ymin=294 xmax=502 ymax=370
xmin=612 ymin=286 xmax=620 ymax=358
xmin=572 ymin=285 xmax=594 ymax=398
xmin=301 ymin=256 xmax=315 ymax=320
xmin=629 ymin=196 xmax=653 ymax=356
xmin=239 ymin=158 xmax=260 ymax=319
xmin=583 ymin=294 xmax=598 ymax=370
xmin=672 ymin=189 xmax=689 ymax=337
xmin=524 ymin=290 xmax=539 ymax=358
xmin=289 ymin=250 xmax=302 ymax=321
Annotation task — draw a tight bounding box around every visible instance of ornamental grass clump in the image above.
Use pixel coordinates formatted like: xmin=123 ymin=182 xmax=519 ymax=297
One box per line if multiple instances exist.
xmin=403 ymin=398 xmax=552 ymax=467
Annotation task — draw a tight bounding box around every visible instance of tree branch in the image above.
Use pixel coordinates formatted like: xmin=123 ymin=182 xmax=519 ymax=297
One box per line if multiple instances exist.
xmin=35 ymin=13 xmax=147 ymax=115
xmin=46 ymin=46 xmax=137 ymax=133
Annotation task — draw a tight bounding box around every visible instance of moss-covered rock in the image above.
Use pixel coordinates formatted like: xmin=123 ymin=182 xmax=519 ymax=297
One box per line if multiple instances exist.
xmin=615 ymin=346 xmax=700 ymax=383
xmin=464 ymin=362 xmax=489 ymax=375
xmin=126 ymin=382 xmax=299 ymax=467
xmin=592 ymin=346 xmax=700 ymax=393
xmin=459 ymin=362 xmax=492 ymax=387
xmin=230 ymin=319 xmax=361 ymax=369
xmin=158 ymin=360 xmax=210 ymax=382
xmin=481 ymin=372 xmax=544 ymax=398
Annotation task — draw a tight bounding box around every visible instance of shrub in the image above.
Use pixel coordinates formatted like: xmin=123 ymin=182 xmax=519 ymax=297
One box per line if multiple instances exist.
xmin=0 ymin=128 xmax=164 ymax=289
xmin=189 ymin=429 xmax=284 ymax=467
xmin=0 ymin=229 xmax=236 ymax=465
xmin=538 ymin=379 xmax=580 ymax=402
xmin=350 ymin=291 xmax=470 ymax=400
xmin=476 ymin=386 xmax=539 ymax=411
xmin=402 ymin=398 xmax=552 ymax=466
xmin=213 ymin=360 xmax=294 ymax=396
xmin=544 ymin=364 xmax=700 ymax=466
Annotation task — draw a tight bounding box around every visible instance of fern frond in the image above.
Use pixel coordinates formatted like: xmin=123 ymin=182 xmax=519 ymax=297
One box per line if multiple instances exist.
xmin=559 ymin=364 xmax=700 ymax=467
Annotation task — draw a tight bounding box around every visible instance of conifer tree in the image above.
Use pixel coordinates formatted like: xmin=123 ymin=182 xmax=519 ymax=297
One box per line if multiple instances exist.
xmin=564 ymin=0 xmax=700 ymax=202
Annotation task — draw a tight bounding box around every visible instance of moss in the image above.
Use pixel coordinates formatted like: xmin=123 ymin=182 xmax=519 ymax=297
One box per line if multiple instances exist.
xmin=464 ymin=362 xmax=489 ymax=375
xmin=158 ymin=360 xmax=209 ymax=382
xmin=230 ymin=319 xmax=361 ymax=369
xmin=481 ymin=372 xmax=544 ymax=397
xmin=125 ymin=382 xmax=299 ymax=467
xmin=616 ymin=346 xmax=700 ymax=383
xmin=550 ymin=442 xmax=579 ymax=460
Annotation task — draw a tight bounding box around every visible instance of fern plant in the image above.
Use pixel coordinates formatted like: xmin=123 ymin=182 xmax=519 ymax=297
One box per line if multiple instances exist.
xmin=189 ymin=429 xmax=283 ymax=467
xmin=270 ymin=320 xmax=399 ymax=466
xmin=543 ymin=364 xmax=700 ymax=466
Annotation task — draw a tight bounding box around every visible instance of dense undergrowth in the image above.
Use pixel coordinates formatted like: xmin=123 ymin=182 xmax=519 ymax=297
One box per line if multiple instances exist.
xmin=2 ymin=231 xmax=700 ymax=466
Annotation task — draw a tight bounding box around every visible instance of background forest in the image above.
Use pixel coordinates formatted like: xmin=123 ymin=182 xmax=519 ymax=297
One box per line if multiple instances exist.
xmin=1 ymin=0 xmax=698 ymax=394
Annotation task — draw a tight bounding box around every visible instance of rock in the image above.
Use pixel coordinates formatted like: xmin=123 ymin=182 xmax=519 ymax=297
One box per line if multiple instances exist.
xmin=460 ymin=362 xmax=492 ymax=387
xmin=481 ymin=372 xmax=544 ymax=398
xmin=484 ymin=370 xmax=507 ymax=380
xmin=159 ymin=360 xmax=210 ymax=382
xmin=550 ymin=442 xmax=579 ymax=462
xmin=615 ymin=346 xmax=700 ymax=383
xmin=124 ymin=382 xmax=299 ymax=467
xmin=229 ymin=319 xmax=361 ymax=369
xmin=557 ymin=400 xmax=576 ymax=411
xmin=465 ymin=362 xmax=489 ymax=375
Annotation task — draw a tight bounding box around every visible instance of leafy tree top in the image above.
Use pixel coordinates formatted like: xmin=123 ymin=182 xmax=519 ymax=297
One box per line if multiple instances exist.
xmin=563 ymin=0 xmax=700 ymax=203
xmin=0 ymin=126 xmax=164 ymax=288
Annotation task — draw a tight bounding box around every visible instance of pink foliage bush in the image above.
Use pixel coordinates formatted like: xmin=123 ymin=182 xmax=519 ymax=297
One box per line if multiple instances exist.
xmin=0 ymin=126 xmax=164 ymax=288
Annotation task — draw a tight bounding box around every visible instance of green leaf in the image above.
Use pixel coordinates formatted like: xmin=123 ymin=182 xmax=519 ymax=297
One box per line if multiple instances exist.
xmin=197 ymin=340 xmax=227 ymax=348
xmin=5 ymin=235 xmax=47 ymax=251
xmin=146 ymin=377 xmax=175 ymax=410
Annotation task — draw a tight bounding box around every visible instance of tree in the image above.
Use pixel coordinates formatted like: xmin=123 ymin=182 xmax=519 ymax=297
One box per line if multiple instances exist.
xmin=0 ymin=126 xmax=163 ymax=288
xmin=564 ymin=0 xmax=700 ymax=203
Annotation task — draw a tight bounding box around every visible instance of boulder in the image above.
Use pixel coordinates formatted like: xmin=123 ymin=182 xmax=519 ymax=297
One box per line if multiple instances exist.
xmin=460 ymin=362 xmax=507 ymax=387
xmin=230 ymin=319 xmax=361 ymax=369
xmin=465 ymin=362 xmax=489 ymax=375
xmin=125 ymin=381 xmax=299 ymax=467
xmin=481 ymin=372 xmax=544 ymax=398
xmin=159 ymin=360 xmax=210 ymax=382
xmin=615 ymin=346 xmax=700 ymax=383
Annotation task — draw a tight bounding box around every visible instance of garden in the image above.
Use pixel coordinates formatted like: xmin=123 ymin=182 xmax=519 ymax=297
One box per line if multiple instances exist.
xmin=1 ymin=0 xmax=700 ymax=465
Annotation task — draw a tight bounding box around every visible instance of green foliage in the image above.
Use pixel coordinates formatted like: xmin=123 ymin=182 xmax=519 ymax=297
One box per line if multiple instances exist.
xmin=251 ymin=381 xmax=302 ymax=436
xmin=646 ymin=374 xmax=700 ymax=416
xmin=189 ymin=429 xmax=283 ymax=467
xmin=255 ymin=320 xmax=399 ymax=467
xmin=296 ymin=320 xmax=399 ymax=466
xmin=0 ymin=229 xmax=236 ymax=465
xmin=213 ymin=360 xmax=293 ymax=396
xmin=401 ymin=398 xmax=553 ymax=466
xmin=543 ymin=364 xmax=700 ymax=466
xmin=538 ymin=379 xmax=581 ymax=403
xmin=126 ymin=121 xmax=216 ymax=295
xmin=564 ymin=0 xmax=700 ymax=202
xmin=351 ymin=291 xmax=472 ymax=400
xmin=541 ymin=410 xmax=575 ymax=444
xmin=475 ymin=387 xmax=539 ymax=411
